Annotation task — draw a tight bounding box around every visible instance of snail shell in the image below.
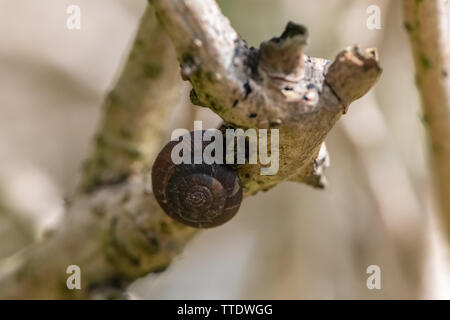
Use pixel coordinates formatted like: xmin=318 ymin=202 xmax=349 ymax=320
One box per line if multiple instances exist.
xmin=151 ymin=131 xmax=243 ymax=228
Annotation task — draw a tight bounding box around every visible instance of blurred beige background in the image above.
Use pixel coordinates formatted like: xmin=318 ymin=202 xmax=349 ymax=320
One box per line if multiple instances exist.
xmin=0 ymin=0 xmax=449 ymax=299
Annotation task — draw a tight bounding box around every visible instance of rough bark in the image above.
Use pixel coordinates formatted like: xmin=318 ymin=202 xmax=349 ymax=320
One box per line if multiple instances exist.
xmin=0 ymin=1 xmax=381 ymax=299
xmin=151 ymin=0 xmax=381 ymax=193
xmin=403 ymin=0 xmax=450 ymax=240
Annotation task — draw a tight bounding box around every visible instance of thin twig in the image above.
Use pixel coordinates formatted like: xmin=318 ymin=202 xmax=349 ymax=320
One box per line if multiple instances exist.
xmin=404 ymin=0 xmax=450 ymax=240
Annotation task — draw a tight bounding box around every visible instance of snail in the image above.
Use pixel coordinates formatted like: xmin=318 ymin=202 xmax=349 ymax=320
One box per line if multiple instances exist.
xmin=151 ymin=131 xmax=243 ymax=228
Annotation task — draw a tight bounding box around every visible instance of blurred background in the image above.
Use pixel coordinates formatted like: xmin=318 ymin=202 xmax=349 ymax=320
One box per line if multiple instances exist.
xmin=0 ymin=0 xmax=449 ymax=299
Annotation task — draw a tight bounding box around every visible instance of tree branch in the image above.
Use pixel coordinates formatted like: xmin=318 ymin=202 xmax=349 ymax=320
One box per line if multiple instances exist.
xmin=0 ymin=1 xmax=381 ymax=299
xmin=151 ymin=0 xmax=381 ymax=193
xmin=79 ymin=5 xmax=183 ymax=192
xmin=0 ymin=6 xmax=195 ymax=299
xmin=403 ymin=0 xmax=450 ymax=240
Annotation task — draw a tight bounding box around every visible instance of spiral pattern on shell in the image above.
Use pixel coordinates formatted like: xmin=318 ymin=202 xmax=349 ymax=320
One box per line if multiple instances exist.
xmin=151 ymin=131 xmax=243 ymax=228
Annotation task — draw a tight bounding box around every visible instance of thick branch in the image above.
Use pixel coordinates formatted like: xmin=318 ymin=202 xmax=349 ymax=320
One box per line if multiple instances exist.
xmin=0 ymin=7 xmax=195 ymax=299
xmin=403 ymin=0 xmax=450 ymax=239
xmin=151 ymin=0 xmax=381 ymax=193
xmin=79 ymin=5 xmax=184 ymax=192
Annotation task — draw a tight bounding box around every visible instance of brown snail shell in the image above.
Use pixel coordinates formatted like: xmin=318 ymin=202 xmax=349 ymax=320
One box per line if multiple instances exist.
xmin=151 ymin=131 xmax=243 ymax=228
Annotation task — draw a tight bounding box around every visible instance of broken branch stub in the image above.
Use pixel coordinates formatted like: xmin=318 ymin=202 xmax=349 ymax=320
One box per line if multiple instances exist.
xmin=259 ymin=21 xmax=308 ymax=83
xmin=325 ymin=46 xmax=381 ymax=113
